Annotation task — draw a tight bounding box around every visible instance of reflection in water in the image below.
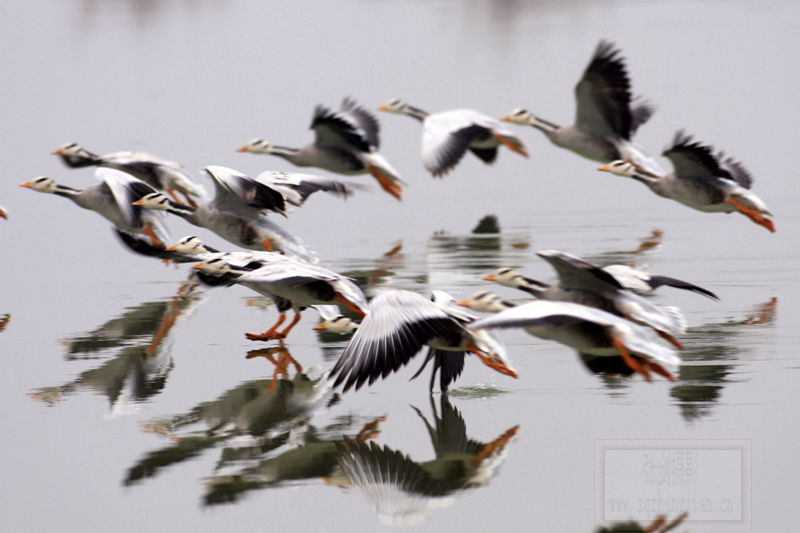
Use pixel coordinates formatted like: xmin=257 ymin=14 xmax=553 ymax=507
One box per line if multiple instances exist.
xmin=595 ymin=512 xmax=688 ymax=532
xmin=588 ymin=229 xmax=664 ymax=268
xmin=336 ymin=395 xmax=518 ymax=526
xmin=28 ymin=280 xmax=205 ymax=413
xmin=671 ymin=298 xmax=777 ymax=422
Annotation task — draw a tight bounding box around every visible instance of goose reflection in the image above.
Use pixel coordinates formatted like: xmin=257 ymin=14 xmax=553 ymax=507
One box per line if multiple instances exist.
xmin=595 ymin=512 xmax=688 ymax=532
xmin=28 ymin=279 xmax=205 ymax=411
xmin=672 ymin=297 xmax=777 ymax=422
xmin=334 ymin=395 xmax=518 ymax=526
xmin=126 ymin=350 xmax=345 ymax=488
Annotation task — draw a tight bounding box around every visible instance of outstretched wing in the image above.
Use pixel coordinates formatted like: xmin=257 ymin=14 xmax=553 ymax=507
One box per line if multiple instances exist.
xmin=662 ymin=131 xmax=733 ymax=181
xmin=330 ymin=290 xmax=463 ymax=392
xmin=311 ymin=103 xmax=372 ymax=152
xmin=204 ymin=166 xmax=286 ymax=215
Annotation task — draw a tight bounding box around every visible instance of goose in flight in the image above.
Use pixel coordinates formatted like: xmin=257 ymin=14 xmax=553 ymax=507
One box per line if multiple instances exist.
xmin=485 ymin=262 xmax=717 ymax=300
xmin=52 ymin=142 xmax=206 ymax=207
xmin=238 ymin=97 xmax=404 ymax=200
xmin=20 ymin=168 xmax=170 ymax=248
xmin=191 ymin=254 xmax=367 ymax=342
xmin=470 ymin=300 xmax=681 ymax=382
xmin=378 ymin=99 xmax=528 ymax=177
xmin=483 ymin=250 xmax=688 ymax=349
xmin=133 ymin=166 xmax=356 ymax=262
xmin=329 ymin=289 xmax=517 ymax=393
xmin=599 ymin=131 xmax=775 ymax=233
xmin=501 ymin=41 xmax=661 ymax=174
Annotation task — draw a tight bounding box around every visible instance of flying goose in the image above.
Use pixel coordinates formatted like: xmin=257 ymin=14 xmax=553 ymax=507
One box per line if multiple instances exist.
xmin=501 ymin=40 xmax=661 ymax=174
xmin=20 ymin=168 xmax=170 ymax=248
xmin=483 ymin=250 xmax=687 ymax=348
xmin=485 ymin=262 xmax=717 ymax=300
xmin=456 ymin=291 xmax=516 ymax=313
xmin=191 ymin=254 xmax=367 ymax=341
xmin=469 ymin=300 xmax=681 ymax=382
xmin=329 ymin=289 xmax=517 ymax=393
xmin=52 ymin=142 xmax=207 ymax=207
xmin=378 ymin=99 xmax=528 ymax=177
xmin=599 ymin=131 xmax=775 ymax=232
xmin=238 ymin=97 xmax=404 ymax=200
xmin=132 ymin=166 xmax=356 ymax=262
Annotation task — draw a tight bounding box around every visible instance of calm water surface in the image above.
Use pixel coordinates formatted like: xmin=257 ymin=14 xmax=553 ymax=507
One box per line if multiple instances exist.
xmin=1 ymin=1 xmax=798 ymax=531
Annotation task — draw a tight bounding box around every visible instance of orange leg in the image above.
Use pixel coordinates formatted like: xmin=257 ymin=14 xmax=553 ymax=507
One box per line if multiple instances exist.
xmin=469 ymin=425 xmax=519 ymax=467
xmin=144 ymin=225 xmax=165 ymax=248
xmin=261 ymin=239 xmax=273 ymax=252
xmin=355 ymin=415 xmax=387 ymax=442
xmin=383 ymin=242 xmax=403 ymax=257
xmin=656 ymin=330 xmax=684 ymax=350
xmin=726 ymin=198 xmax=775 ymax=233
xmin=643 ymin=515 xmax=667 ymax=533
xmin=643 ymin=360 xmax=676 ymax=382
xmin=612 ymin=337 xmax=652 ymax=382
xmin=492 ymin=133 xmax=529 ymax=157
xmin=661 ymin=512 xmax=689 ymax=532
xmin=334 ymin=294 xmax=366 ymax=318
xmin=467 ymin=343 xmax=518 ymax=378
xmin=275 ymin=311 xmax=303 ymax=339
xmin=366 ymin=165 xmax=403 ymax=201
xmin=245 ymin=313 xmax=286 ymax=341
xmin=181 ymin=192 xmax=198 ymax=208
xmin=166 ymin=188 xmax=185 ymax=206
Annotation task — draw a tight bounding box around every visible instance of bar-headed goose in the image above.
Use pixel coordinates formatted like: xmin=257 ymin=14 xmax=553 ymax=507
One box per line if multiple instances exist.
xmin=483 ymin=250 xmax=687 ymax=349
xmin=329 ymin=289 xmax=517 ymax=393
xmin=133 ymin=166 xmax=356 ymax=262
xmin=469 ymin=300 xmax=681 ymax=382
xmin=456 ymin=291 xmax=516 ymax=313
xmin=192 ymin=254 xmax=367 ymax=341
xmin=501 ymin=41 xmax=661 ymax=174
xmin=238 ymin=98 xmax=404 ymax=200
xmin=20 ymin=168 xmax=170 ymax=248
xmin=599 ymin=131 xmax=775 ymax=233
xmin=52 ymin=142 xmax=207 ymax=207
xmin=378 ymin=99 xmax=528 ymax=177
xmin=485 ymin=263 xmax=717 ymax=300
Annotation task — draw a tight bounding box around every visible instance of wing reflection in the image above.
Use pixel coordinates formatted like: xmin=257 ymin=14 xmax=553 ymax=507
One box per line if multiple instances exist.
xmin=28 ymin=279 xmax=205 ymax=412
xmin=336 ymin=395 xmax=518 ymax=526
xmin=672 ymin=298 xmax=777 ymax=422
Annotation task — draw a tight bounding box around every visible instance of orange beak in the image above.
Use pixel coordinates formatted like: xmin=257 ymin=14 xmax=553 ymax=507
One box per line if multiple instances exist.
xmin=190 ymin=263 xmax=204 ymax=270
xmin=597 ymin=165 xmax=610 ymax=172
xmin=456 ymin=300 xmax=471 ymax=307
xmin=500 ymin=115 xmax=512 ymax=122
xmin=166 ymin=244 xmax=177 ymax=252
xmin=19 ymin=182 xmax=32 ymax=188
xmin=312 ymin=323 xmax=328 ymax=331
xmin=482 ymin=274 xmax=496 ymax=281
xmin=51 ymin=148 xmax=63 ymax=155
xmin=376 ymin=105 xmax=389 ymax=111
xmin=236 ymin=145 xmax=249 ymax=152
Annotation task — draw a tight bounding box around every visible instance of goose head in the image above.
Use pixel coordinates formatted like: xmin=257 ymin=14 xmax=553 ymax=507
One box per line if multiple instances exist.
xmin=191 ymin=257 xmax=239 ymax=276
xmin=20 ymin=176 xmax=58 ymax=193
xmin=598 ymin=159 xmax=638 ymax=177
xmin=237 ymin=138 xmax=273 ymax=154
xmin=457 ymin=291 xmax=509 ymax=313
xmin=482 ymin=267 xmax=523 ymax=288
xmin=313 ymin=314 xmax=359 ymax=334
xmin=131 ymin=191 xmax=172 ymax=210
xmin=500 ymin=108 xmax=535 ymax=125
xmin=377 ymin=98 xmax=409 ymax=114
xmin=167 ymin=235 xmax=214 ymax=255
xmin=51 ymin=142 xmax=93 ymax=158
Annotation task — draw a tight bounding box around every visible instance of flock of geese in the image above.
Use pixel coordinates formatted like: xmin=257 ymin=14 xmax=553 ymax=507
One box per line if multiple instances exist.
xmin=16 ymin=40 xmax=775 ymax=394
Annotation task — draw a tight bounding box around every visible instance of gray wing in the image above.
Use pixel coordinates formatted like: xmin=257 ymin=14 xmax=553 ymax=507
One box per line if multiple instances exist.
xmin=574 ymin=40 xmax=636 ymax=140
xmin=422 ymin=123 xmax=492 ymax=177
xmin=718 ymin=153 xmax=753 ymax=189
xmin=329 ymin=290 xmax=463 ymax=392
xmin=341 ymin=97 xmax=380 ymax=149
xmin=629 ymin=96 xmax=655 ymax=135
xmin=311 ymin=103 xmax=372 ymax=152
xmin=255 ymin=170 xmax=359 ymax=208
xmin=662 ymin=131 xmax=734 ymax=181
xmin=97 ymin=168 xmax=160 ymax=229
xmin=537 ymin=250 xmax=624 ymax=292
xmin=204 ymin=166 xmax=286 ymax=215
